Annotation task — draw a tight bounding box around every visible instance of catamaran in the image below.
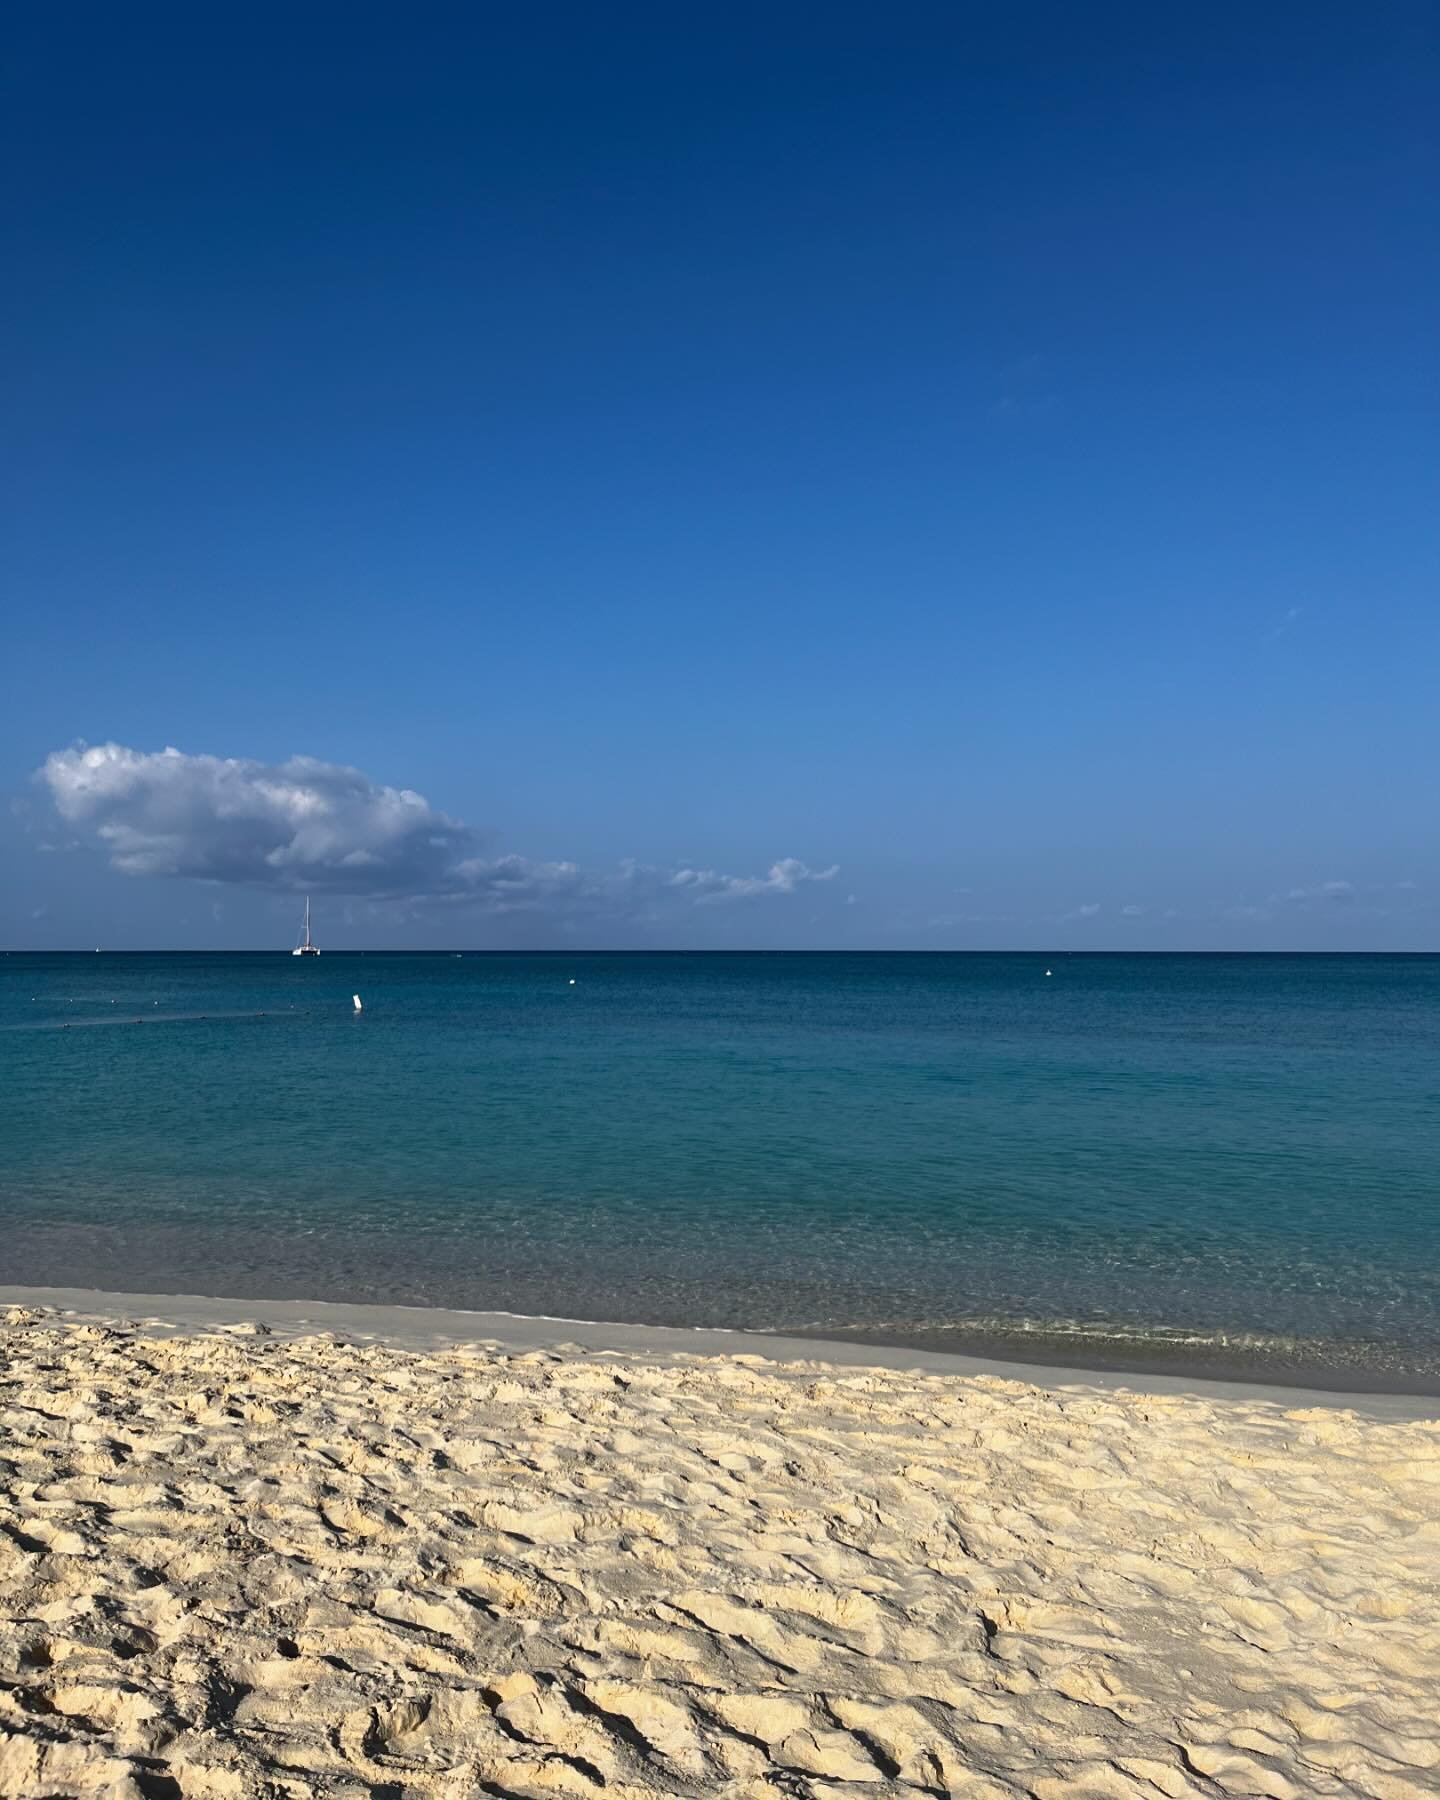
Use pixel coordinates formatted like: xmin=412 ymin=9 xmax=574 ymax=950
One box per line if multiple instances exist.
xmin=292 ymin=896 xmax=321 ymax=956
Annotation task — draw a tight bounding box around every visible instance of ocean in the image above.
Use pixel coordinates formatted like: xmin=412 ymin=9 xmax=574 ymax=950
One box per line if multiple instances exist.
xmin=2 ymin=951 xmax=1437 ymax=1390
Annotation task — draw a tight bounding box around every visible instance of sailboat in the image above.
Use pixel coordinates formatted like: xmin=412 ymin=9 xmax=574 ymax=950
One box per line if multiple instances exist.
xmin=292 ymin=896 xmax=321 ymax=956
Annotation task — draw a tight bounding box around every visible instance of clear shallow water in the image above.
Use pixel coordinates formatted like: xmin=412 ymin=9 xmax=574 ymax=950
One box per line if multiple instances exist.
xmin=2 ymin=952 xmax=1438 ymax=1390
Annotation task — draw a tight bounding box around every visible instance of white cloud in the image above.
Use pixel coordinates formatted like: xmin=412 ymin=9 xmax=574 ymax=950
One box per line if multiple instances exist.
xmin=38 ymin=742 xmax=837 ymax=918
xmin=450 ymin=853 xmax=593 ymax=913
xmin=1120 ymin=903 xmax=1147 ymax=917
xmin=43 ymin=742 xmax=474 ymax=896
xmin=1063 ymin=902 xmax=1102 ymax=921
xmin=665 ymin=858 xmax=838 ymax=904
xmin=1283 ymin=880 xmax=1354 ymax=905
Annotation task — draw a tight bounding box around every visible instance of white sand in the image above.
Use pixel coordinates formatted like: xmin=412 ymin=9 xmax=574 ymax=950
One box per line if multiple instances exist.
xmin=1 ymin=1299 xmax=1436 ymax=1799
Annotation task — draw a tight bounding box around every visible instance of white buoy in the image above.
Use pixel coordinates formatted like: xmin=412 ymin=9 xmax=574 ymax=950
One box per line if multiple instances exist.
xmin=569 ymin=978 xmax=576 ymax=985
xmin=1045 ymin=969 xmax=1052 ymax=977
xmin=352 ymin=994 xmax=363 ymax=1012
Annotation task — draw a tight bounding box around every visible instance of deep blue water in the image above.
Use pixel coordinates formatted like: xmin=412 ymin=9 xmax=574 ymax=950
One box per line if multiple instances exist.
xmin=2 ymin=952 xmax=1438 ymax=1388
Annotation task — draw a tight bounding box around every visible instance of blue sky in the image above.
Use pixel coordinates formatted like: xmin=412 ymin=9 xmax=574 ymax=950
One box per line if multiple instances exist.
xmin=3 ymin=2 xmax=1436 ymax=948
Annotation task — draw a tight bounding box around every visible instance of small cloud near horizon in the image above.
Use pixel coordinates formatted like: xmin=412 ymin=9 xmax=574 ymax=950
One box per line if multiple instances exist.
xmin=1282 ymin=880 xmax=1354 ymax=905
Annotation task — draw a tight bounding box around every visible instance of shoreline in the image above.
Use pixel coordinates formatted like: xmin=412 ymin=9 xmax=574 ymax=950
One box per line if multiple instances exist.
xmin=4 ymin=1281 xmax=1435 ymax=1421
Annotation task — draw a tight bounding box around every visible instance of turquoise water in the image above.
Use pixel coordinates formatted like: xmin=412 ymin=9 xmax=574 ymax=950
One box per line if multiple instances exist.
xmin=3 ymin=952 xmax=1438 ymax=1389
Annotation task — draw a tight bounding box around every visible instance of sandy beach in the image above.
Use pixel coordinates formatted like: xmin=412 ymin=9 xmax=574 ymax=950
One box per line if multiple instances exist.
xmin=1 ymin=1296 xmax=1436 ymax=1799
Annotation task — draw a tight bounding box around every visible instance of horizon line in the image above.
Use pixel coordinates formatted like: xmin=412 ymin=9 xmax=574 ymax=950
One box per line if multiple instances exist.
xmin=5 ymin=947 xmax=1439 ymax=958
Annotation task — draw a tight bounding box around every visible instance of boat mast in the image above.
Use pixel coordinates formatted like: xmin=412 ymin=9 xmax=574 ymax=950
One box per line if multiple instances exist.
xmin=304 ymin=895 xmax=311 ymax=949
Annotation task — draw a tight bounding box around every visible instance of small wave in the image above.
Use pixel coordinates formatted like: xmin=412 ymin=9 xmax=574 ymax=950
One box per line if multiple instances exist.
xmin=782 ymin=1312 xmax=1440 ymax=1391
xmin=2 ymin=1009 xmax=288 ymax=1032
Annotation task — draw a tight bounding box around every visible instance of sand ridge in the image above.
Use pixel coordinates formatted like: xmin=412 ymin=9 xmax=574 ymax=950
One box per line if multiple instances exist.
xmin=0 ymin=1307 xmax=1436 ymax=1798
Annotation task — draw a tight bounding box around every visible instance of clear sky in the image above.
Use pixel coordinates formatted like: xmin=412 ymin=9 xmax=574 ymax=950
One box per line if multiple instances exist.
xmin=3 ymin=2 xmax=1436 ymax=949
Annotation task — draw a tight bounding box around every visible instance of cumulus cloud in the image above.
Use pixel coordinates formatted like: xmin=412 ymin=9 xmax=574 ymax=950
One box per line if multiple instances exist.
xmin=42 ymin=743 xmax=474 ymax=896
xmin=38 ymin=743 xmax=837 ymax=917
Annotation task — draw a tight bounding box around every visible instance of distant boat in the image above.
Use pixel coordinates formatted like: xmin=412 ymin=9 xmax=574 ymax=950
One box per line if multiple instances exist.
xmin=292 ymin=896 xmax=321 ymax=957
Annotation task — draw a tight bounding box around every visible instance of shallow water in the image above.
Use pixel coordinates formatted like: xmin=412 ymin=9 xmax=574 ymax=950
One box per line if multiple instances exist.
xmin=3 ymin=952 xmax=1438 ymax=1388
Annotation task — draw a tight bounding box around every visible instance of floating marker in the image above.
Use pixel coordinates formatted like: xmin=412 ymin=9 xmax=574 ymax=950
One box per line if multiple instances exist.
xmin=1045 ymin=969 xmax=1052 ymax=977
xmin=569 ymin=978 xmax=576 ymax=985
xmin=353 ymin=993 xmax=363 ymax=1012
